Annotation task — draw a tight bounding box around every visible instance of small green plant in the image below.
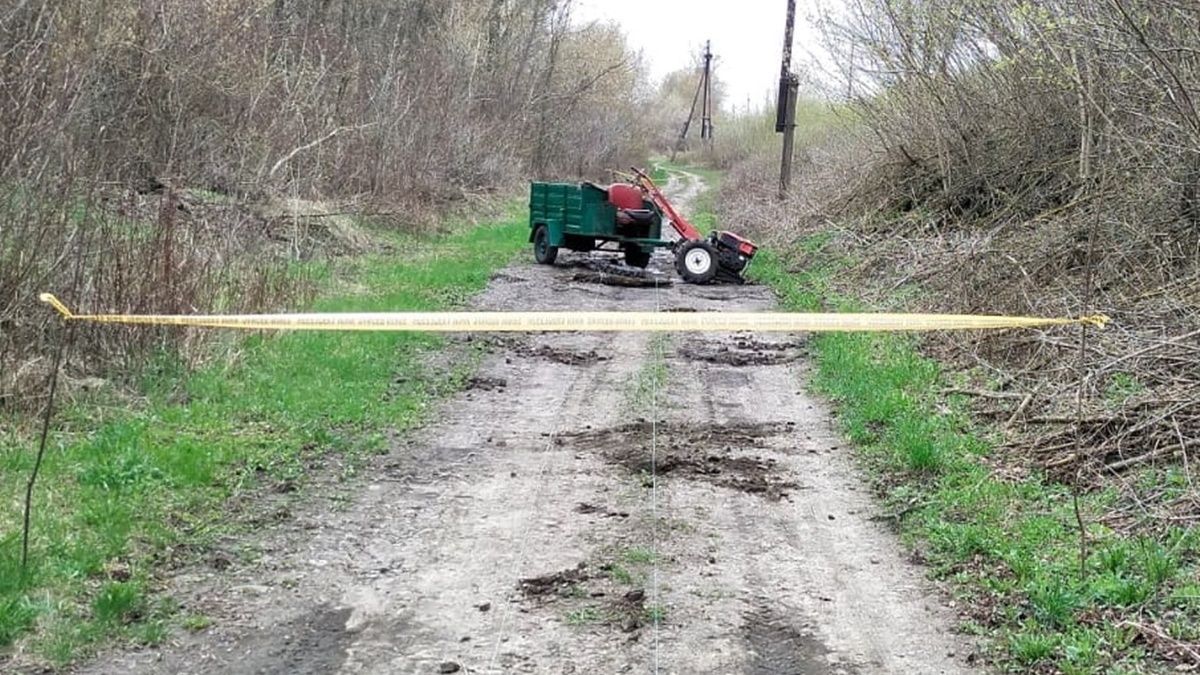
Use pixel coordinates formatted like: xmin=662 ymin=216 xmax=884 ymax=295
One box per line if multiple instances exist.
xmin=1103 ymin=372 xmax=1144 ymax=405
xmin=1137 ymin=538 xmax=1179 ymax=587
xmin=133 ymin=620 xmax=169 ymax=645
xmin=643 ymin=604 xmax=667 ymax=624
xmin=1027 ymin=580 xmax=1080 ymax=628
xmin=182 ymin=614 xmax=214 ymax=632
xmin=1009 ymin=627 xmax=1058 ymax=665
xmin=1091 ymin=573 xmax=1152 ymax=608
xmin=1095 ymin=541 xmax=1133 ymax=575
xmin=891 ymin=415 xmax=945 ymax=473
xmin=627 ymin=335 xmax=670 ymax=410
xmin=623 ymin=547 xmax=657 ymax=565
xmin=606 ymin=564 xmax=634 ymax=585
xmin=0 ymin=596 xmax=37 ymax=645
xmin=564 ymin=606 xmax=601 ymax=626
xmin=1169 ymin=582 xmax=1200 ymax=611
xmin=92 ymin=582 xmax=145 ymax=625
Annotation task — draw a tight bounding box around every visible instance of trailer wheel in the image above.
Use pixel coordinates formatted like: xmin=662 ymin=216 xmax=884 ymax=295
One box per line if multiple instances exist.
xmin=533 ymin=225 xmax=558 ymax=265
xmin=676 ymin=240 xmax=718 ymax=284
xmin=623 ymin=246 xmax=651 ymax=269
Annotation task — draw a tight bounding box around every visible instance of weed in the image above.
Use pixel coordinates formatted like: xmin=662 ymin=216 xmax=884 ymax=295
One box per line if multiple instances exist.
xmin=626 ymin=335 xmax=669 ymax=410
xmin=1092 ymin=573 xmax=1153 ymax=607
xmin=643 ymin=604 xmax=667 ymax=624
xmin=1169 ymin=581 xmax=1200 ymax=611
xmin=133 ymin=620 xmax=169 ymax=645
xmin=1136 ymin=538 xmax=1179 ymax=587
xmin=565 ymin=606 xmax=601 ymax=626
xmin=0 ymin=596 xmax=36 ymax=645
xmin=1103 ymin=372 xmax=1144 ymax=406
xmin=181 ymin=614 xmax=213 ymax=632
xmin=1027 ymin=580 xmax=1080 ymax=627
xmin=606 ymin=564 xmax=634 ymax=585
xmin=623 ymin=547 xmax=658 ymax=565
xmin=92 ymin=582 xmax=144 ymax=625
xmin=1008 ymin=626 xmax=1058 ymax=665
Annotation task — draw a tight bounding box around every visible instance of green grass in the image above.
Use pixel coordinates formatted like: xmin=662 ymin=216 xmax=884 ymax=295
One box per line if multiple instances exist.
xmin=622 ymin=547 xmax=658 ymax=565
xmin=564 ymin=606 xmax=602 ymax=626
xmin=0 ymin=206 xmax=530 ymax=665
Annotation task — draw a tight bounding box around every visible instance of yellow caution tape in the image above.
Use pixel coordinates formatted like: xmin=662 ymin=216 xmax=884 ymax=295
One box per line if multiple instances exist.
xmin=40 ymin=294 xmax=1109 ymax=333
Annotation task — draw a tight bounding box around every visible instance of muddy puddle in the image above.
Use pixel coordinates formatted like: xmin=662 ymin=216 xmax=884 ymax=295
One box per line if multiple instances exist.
xmin=560 ymin=421 xmax=801 ymax=500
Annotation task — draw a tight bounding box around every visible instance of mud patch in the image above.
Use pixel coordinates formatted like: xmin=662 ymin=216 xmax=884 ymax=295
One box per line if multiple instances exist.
xmin=518 ymin=344 xmax=611 ymax=366
xmin=517 ymin=562 xmax=647 ymax=633
xmin=561 ymin=421 xmax=801 ymax=500
xmin=744 ymin=605 xmax=857 ymax=675
xmin=227 ymin=605 xmax=355 ymax=675
xmin=464 ymin=375 xmax=507 ymax=392
xmin=574 ymin=502 xmax=630 ymax=518
xmin=571 ymin=270 xmax=672 ymax=288
xmin=519 ymin=562 xmax=591 ymax=601
xmin=681 ymin=336 xmax=806 ymax=367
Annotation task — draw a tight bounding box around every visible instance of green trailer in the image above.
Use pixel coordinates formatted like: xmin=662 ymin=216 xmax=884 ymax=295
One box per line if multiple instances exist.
xmin=527 ymin=181 xmax=671 ymax=269
xmin=528 ymin=170 xmax=759 ymax=283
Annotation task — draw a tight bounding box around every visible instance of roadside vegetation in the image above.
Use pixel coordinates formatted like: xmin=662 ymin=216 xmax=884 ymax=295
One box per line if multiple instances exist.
xmin=0 ymin=212 xmax=528 ymax=666
xmin=752 ymin=248 xmax=1200 ymax=673
xmin=694 ymin=2 xmax=1199 ymax=671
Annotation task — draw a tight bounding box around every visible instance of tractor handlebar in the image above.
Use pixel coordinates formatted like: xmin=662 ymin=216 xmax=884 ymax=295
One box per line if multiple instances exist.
xmin=629 ymin=167 xmax=703 ymax=242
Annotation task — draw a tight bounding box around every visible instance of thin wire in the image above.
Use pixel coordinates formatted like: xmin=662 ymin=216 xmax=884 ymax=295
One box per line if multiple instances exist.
xmin=22 ymin=322 xmax=74 ymax=568
xmin=485 ymin=416 xmax=564 ymax=672
xmin=651 ymin=268 xmax=662 ymax=675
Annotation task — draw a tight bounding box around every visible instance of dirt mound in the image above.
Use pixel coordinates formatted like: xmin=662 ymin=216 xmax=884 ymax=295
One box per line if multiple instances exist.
xmin=517 ymin=562 xmax=648 ymax=633
xmin=518 ymin=344 xmax=611 ymax=366
xmin=519 ymin=563 xmax=591 ymax=600
xmin=681 ymin=336 xmax=806 ymax=367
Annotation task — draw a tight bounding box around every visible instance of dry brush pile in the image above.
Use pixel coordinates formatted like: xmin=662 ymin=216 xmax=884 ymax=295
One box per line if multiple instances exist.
xmin=722 ymin=0 xmax=1199 ymax=522
xmin=0 ymin=0 xmax=653 ymax=411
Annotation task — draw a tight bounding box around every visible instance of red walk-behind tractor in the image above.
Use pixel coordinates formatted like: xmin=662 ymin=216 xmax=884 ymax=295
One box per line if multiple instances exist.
xmin=527 ymin=167 xmax=759 ymax=284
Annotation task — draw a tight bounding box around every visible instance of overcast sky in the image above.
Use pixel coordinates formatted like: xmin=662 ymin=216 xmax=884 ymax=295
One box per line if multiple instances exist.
xmin=572 ymin=0 xmax=826 ymax=112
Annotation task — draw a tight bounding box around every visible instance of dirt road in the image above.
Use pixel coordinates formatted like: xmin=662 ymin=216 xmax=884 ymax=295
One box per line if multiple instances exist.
xmin=77 ymin=174 xmax=977 ymax=674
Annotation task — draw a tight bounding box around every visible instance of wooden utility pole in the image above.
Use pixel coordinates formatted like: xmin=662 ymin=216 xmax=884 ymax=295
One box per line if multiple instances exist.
xmin=672 ymin=41 xmax=715 ymax=160
xmin=700 ymin=40 xmax=714 ymax=149
xmin=777 ymin=0 xmax=799 ymax=199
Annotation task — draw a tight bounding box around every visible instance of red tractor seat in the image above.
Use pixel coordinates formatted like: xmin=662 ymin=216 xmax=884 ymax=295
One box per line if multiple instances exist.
xmin=609 ymin=183 xmax=655 ymax=227
xmin=608 ymin=184 xmax=645 ymax=210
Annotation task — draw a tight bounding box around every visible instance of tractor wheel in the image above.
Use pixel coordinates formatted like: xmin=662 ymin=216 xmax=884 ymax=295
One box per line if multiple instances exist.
xmin=623 ymin=246 xmax=651 ymax=269
xmin=533 ymin=225 xmax=558 ymax=265
xmin=676 ymin=240 xmax=718 ymax=284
